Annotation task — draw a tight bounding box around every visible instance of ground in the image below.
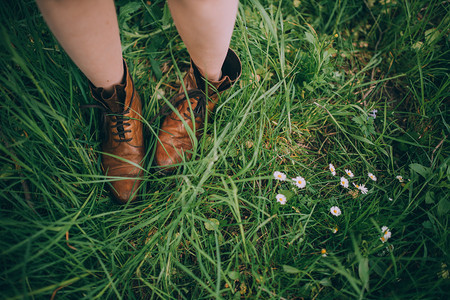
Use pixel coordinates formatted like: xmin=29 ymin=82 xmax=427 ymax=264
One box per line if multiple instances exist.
xmin=0 ymin=0 xmax=449 ymax=299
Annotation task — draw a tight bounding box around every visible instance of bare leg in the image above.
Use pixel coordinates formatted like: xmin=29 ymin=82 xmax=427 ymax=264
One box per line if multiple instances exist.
xmin=168 ymin=0 xmax=239 ymax=81
xmin=36 ymin=0 xmax=123 ymax=93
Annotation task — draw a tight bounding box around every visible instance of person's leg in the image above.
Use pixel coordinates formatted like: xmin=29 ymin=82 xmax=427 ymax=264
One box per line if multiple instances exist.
xmin=36 ymin=0 xmax=144 ymax=203
xmin=156 ymin=0 xmax=241 ymax=169
xmin=167 ymin=0 xmax=239 ymax=81
xmin=36 ymin=0 xmax=123 ymax=94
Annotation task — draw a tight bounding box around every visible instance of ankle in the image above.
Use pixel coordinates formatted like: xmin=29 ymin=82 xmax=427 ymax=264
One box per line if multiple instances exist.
xmin=196 ymin=65 xmax=222 ymax=82
xmin=206 ymin=71 xmax=222 ymax=82
xmin=91 ymin=62 xmax=125 ymax=98
xmin=100 ymin=85 xmax=116 ymax=98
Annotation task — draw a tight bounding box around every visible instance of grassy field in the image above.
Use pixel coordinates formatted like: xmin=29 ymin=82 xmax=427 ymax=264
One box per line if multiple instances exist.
xmin=1 ymin=0 xmax=449 ymax=299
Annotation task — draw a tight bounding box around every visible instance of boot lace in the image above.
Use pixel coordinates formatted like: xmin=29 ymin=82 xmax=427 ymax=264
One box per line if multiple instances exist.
xmin=151 ymin=89 xmax=208 ymax=124
xmin=81 ymin=105 xmax=133 ymax=143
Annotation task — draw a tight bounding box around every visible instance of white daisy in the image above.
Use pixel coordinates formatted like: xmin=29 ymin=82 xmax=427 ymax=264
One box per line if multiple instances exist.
xmin=273 ymin=171 xmax=286 ymax=181
xmin=332 ymin=227 xmax=338 ymax=234
xmin=292 ymin=176 xmax=306 ymax=188
xmin=330 ymin=206 xmax=341 ymax=216
xmin=380 ymin=226 xmax=392 ymax=243
xmin=368 ymin=172 xmax=377 ymax=181
xmin=396 ymin=175 xmax=404 ymax=182
xmin=382 ymin=227 xmax=392 ymax=239
xmin=358 ymin=184 xmax=368 ymax=194
xmin=276 ymin=194 xmax=287 ymax=205
xmin=340 ymin=177 xmax=349 ymax=188
xmin=329 ymin=164 xmax=336 ymax=176
xmin=321 ymin=249 xmax=327 ymax=257
xmin=345 ymin=169 xmax=354 ymax=178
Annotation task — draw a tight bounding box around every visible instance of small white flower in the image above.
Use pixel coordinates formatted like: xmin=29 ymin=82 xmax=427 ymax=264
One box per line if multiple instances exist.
xmin=344 ymin=169 xmax=354 ymax=178
xmin=368 ymin=172 xmax=377 ymax=181
xmin=340 ymin=177 xmax=349 ymax=188
xmin=276 ymin=194 xmax=287 ymax=205
xmin=273 ymin=171 xmax=287 ymax=181
xmin=321 ymin=248 xmax=327 ymax=257
xmin=329 ymin=164 xmax=336 ymax=176
xmin=330 ymin=206 xmax=341 ymax=216
xmin=388 ymin=197 xmax=393 ymax=201
xmin=369 ymin=109 xmax=378 ymax=119
xmin=358 ymin=184 xmax=368 ymax=194
xmin=332 ymin=227 xmax=338 ymax=234
xmin=396 ymin=175 xmax=404 ymax=182
xmin=380 ymin=226 xmax=392 ymax=243
xmin=292 ymin=176 xmax=306 ymax=188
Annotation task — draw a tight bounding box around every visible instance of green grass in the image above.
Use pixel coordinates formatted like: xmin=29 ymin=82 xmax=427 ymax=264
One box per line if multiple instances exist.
xmin=1 ymin=0 xmax=449 ymax=298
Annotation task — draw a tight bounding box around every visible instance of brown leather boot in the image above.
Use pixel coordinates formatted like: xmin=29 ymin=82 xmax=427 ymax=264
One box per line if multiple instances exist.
xmin=89 ymin=61 xmax=145 ymax=203
xmin=155 ymin=49 xmax=241 ymax=171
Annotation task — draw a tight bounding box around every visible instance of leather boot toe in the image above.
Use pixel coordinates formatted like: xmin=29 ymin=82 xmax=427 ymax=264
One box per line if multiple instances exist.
xmin=109 ymin=177 xmax=142 ymax=204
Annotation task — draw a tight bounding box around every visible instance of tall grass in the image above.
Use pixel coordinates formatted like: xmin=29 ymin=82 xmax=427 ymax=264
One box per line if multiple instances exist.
xmin=1 ymin=0 xmax=448 ymax=298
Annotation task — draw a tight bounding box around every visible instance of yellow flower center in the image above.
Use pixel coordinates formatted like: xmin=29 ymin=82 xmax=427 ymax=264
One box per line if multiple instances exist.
xmin=381 ymin=237 xmax=385 ymax=242
xmin=321 ymin=249 xmax=326 ymax=254
xmin=385 ymin=231 xmax=389 ymax=235
xmin=341 ymin=181 xmax=345 ymax=185
xmin=278 ymin=174 xmax=282 ymax=178
xmin=334 ymin=210 xmax=337 ymax=214
xmin=298 ymin=180 xmax=302 ymax=184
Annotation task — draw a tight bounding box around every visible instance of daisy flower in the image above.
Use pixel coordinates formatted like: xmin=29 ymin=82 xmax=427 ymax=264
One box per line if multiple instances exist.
xmin=388 ymin=197 xmax=393 ymax=201
xmin=330 ymin=206 xmax=341 ymax=216
xmin=276 ymin=194 xmax=287 ymax=205
xmin=381 ymin=226 xmax=392 ymax=238
xmin=353 ymin=183 xmax=368 ymax=194
xmin=340 ymin=177 xmax=349 ymax=188
xmin=359 ymin=185 xmax=368 ymax=194
xmin=321 ymin=248 xmax=327 ymax=257
xmin=368 ymin=172 xmax=377 ymax=181
xmin=380 ymin=226 xmax=392 ymax=243
xmin=329 ymin=164 xmax=336 ymax=176
xmin=292 ymin=176 xmax=306 ymax=189
xmin=344 ymin=169 xmax=354 ymax=178
xmin=273 ymin=171 xmax=286 ymax=181
xmin=332 ymin=227 xmax=338 ymax=234
xmin=396 ymin=175 xmax=404 ymax=182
